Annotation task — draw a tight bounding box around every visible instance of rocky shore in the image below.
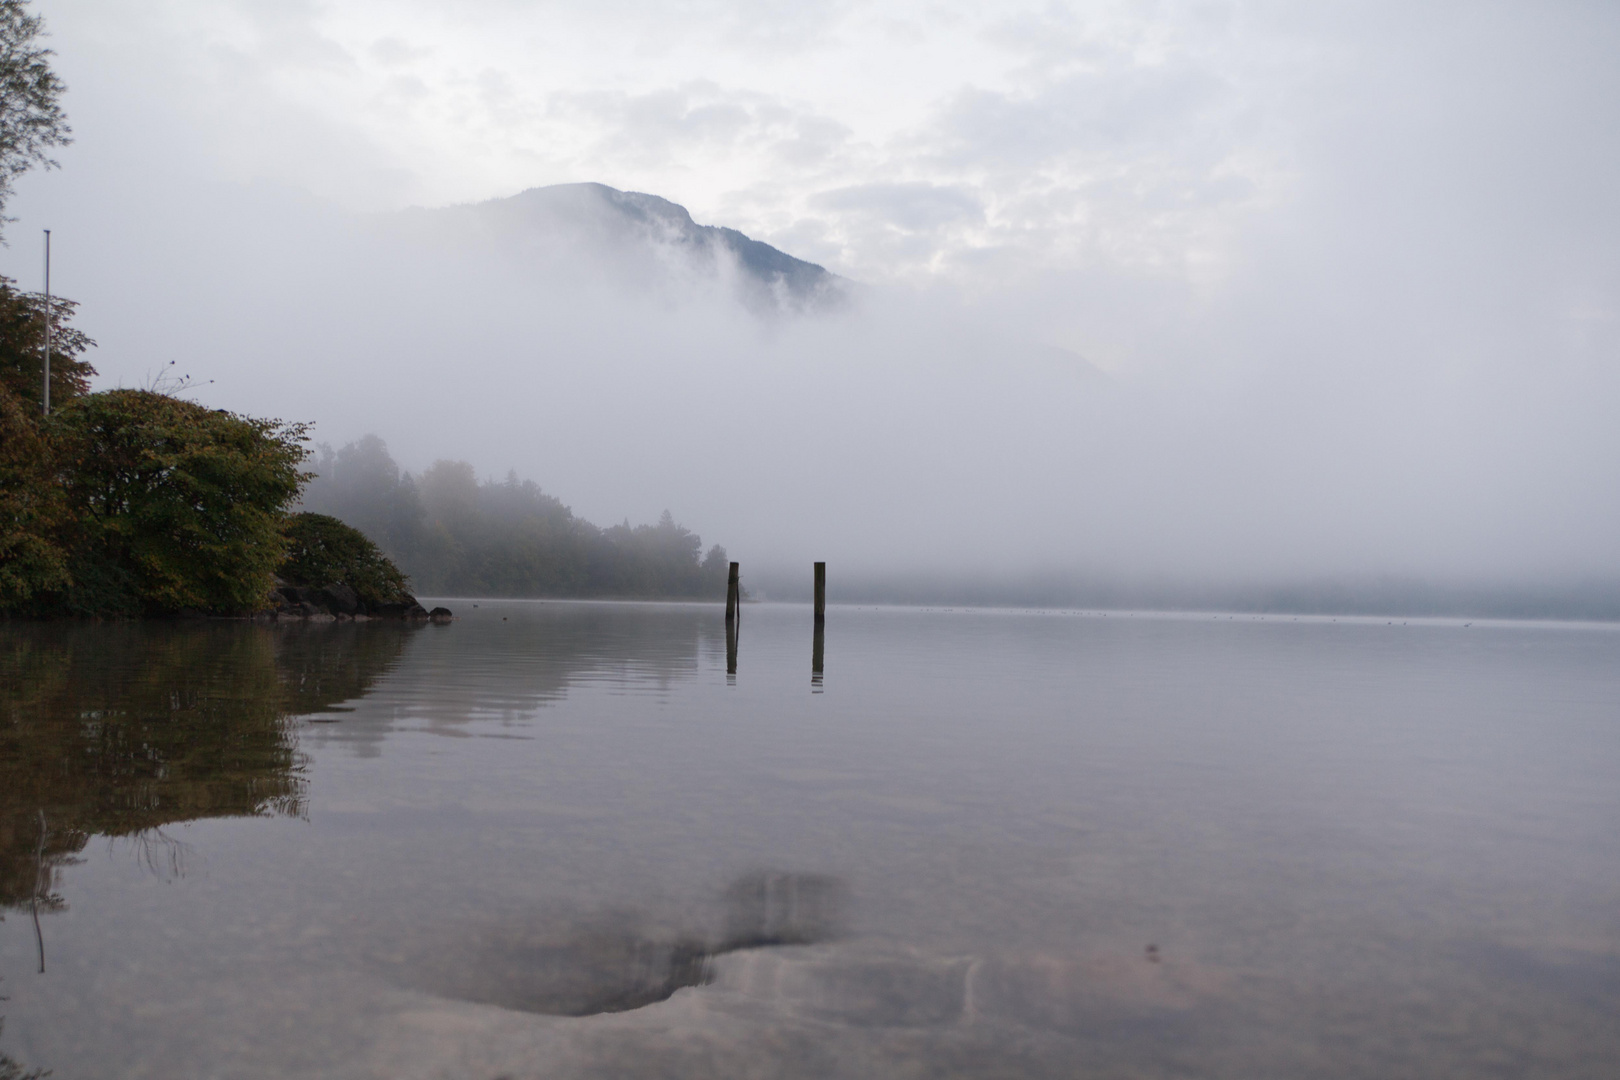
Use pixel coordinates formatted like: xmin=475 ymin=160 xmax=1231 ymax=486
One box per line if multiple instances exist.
xmin=265 ymin=583 xmax=452 ymax=623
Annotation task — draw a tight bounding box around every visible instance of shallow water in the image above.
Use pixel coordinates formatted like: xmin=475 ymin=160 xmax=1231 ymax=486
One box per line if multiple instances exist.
xmin=2 ymin=602 xmax=1619 ymax=1078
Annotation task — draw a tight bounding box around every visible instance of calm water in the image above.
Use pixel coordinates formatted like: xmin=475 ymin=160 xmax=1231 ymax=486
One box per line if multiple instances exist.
xmin=3 ymin=602 xmax=1619 ymax=1078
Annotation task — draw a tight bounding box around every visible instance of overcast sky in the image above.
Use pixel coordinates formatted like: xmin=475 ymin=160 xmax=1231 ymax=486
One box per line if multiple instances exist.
xmin=4 ymin=1 xmax=1618 ymax=588
xmin=25 ymin=2 xmax=1616 ymax=305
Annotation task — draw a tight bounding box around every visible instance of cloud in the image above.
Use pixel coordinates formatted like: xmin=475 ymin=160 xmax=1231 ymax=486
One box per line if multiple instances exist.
xmin=812 ymin=183 xmax=983 ymax=232
xmin=24 ymin=0 xmax=1301 ymax=284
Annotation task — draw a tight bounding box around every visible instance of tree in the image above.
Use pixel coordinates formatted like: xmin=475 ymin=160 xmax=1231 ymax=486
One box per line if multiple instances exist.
xmin=291 ymin=434 xmax=735 ymax=600
xmin=45 ymin=390 xmax=311 ymax=615
xmin=0 ymin=380 xmax=69 ymax=608
xmin=0 ymin=0 xmax=70 ymax=233
xmin=0 ymin=272 xmax=93 ymax=410
xmin=281 ymin=512 xmax=410 ymax=608
xmin=299 ymin=434 xmax=424 ymax=561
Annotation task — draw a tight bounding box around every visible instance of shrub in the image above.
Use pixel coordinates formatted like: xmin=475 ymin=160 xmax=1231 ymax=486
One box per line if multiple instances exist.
xmin=0 ymin=382 xmax=70 ymax=610
xmin=45 ymin=389 xmax=310 ymax=615
xmin=281 ymin=511 xmax=410 ymax=607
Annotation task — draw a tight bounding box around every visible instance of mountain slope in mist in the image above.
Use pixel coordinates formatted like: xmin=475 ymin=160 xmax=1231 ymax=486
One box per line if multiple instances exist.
xmin=15 ymin=173 xmax=1614 ymax=612
xmin=397 ymin=182 xmax=847 ymax=314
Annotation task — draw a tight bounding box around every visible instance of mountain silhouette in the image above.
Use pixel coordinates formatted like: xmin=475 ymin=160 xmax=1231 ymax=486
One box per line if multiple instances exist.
xmin=402 ymin=182 xmax=847 ymax=313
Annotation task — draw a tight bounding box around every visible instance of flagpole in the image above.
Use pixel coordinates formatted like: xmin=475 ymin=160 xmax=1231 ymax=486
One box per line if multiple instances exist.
xmin=42 ymin=229 xmax=51 ymax=415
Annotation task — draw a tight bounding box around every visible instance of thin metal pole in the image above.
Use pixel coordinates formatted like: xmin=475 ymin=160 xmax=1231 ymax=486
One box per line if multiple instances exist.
xmin=42 ymin=229 xmax=51 ymax=415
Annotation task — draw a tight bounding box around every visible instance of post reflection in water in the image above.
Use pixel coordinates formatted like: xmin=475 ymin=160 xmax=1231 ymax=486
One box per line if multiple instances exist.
xmin=725 ymin=616 xmax=739 ymax=684
xmin=811 ymin=622 xmax=824 ymax=693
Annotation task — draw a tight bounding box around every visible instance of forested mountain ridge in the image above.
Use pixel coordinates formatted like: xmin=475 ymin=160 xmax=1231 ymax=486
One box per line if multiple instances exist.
xmin=298 ymin=435 xmax=730 ymax=600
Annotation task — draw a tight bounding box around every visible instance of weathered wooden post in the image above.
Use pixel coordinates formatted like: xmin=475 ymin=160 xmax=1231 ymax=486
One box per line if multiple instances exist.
xmin=725 ymin=562 xmax=740 ymax=624
xmin=813 ymin=562 xmax=826 ymax=625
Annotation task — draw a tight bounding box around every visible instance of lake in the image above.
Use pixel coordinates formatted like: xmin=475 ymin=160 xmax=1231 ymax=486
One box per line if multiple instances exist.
xmin=3 ymin=601 xmax=1619 ymax=1078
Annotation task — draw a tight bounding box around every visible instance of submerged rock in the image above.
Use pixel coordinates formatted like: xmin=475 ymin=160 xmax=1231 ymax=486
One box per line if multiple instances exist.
xmin=383 ymin=871 xmax=844 ymax=1017
xmin=722 ymin=871 xmax=845 ymax=950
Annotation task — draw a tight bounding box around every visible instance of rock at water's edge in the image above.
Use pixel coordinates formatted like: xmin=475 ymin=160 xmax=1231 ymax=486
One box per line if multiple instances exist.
xmin=374 ymin=594 xmax=430 ymax=620
xmin=320 ymin=583 xmax=360 ymax=615
xmin=268 ymin=584 xmax=445 ymax=622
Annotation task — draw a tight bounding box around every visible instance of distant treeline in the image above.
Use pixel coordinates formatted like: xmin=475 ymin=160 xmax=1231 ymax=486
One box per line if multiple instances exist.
xmin=0 ymin=266 xmax=727 ymax=612
xmin=299 ymin=436 xmax=730 ymax=600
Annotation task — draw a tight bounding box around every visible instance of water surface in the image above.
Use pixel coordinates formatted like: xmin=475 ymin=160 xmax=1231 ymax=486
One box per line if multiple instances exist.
xmin=3 ymin=602 xmax=1619 ymax=1078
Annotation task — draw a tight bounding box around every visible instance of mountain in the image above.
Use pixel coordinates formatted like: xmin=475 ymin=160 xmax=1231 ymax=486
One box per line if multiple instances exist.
xmin=402 ymin=182 xmax=848 ymax=313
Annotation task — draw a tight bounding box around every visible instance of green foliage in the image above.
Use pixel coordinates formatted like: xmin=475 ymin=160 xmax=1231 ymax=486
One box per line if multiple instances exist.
xmin=0 ymin=15 xmax=332 ymax=623
xmin=0 ymin=275 xmax=94 ymax=412
xmin=301 ymin=437 xmax=731 ymax=599
xmin=281 ymin=511 xmax=410 ymax=607
xmin=0 ymin=272 xmax=93 ymax=610
xmin=0 ymin=382 xmax=69 ymax=607
xmin=43 ymin=390 xmax=311 ymax=616
xmin=0 ymin=0 xmax=70 ymax=234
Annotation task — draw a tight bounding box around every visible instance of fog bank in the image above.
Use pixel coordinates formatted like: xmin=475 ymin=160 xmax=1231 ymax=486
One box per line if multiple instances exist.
xmin=4 ymin=171 xmax=1617 ymax=599
xmin=1 ymin=0 xmax=1615 ymax=607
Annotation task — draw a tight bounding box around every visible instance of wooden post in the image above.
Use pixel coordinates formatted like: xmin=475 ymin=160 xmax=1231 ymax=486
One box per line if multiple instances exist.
xmin=726 ymin=562 xmax=740 ymax=624
xmin=813 ymin=562 xmax=826 ymax=624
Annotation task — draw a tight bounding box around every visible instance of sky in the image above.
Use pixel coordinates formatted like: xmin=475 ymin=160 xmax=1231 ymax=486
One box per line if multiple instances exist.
xmin=3 ymin=0 xmax=1618 ymax=593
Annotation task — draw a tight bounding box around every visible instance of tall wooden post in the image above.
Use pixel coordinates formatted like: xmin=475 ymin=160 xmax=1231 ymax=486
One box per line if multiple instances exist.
xmin=725 ymin=562 xmax=740 ymax=624
xmin=813 ymin=562 xmax=826 ymax=624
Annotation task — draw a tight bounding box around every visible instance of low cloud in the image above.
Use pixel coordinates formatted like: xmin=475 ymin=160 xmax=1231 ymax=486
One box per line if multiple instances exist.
xmin=812 ymin=182 xmax=983 ymax=232
xmin=1 ymin=0 xmax=1615 ymax=603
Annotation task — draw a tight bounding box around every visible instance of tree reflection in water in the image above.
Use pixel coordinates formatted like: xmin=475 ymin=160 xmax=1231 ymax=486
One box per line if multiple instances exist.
xmin=0 ymin=622 xmax=411 ymax=916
